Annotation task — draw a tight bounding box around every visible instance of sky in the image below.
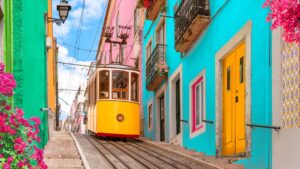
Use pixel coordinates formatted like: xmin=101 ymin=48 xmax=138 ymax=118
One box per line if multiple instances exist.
xmin=52 ymin=0 xmax=108 ymax=118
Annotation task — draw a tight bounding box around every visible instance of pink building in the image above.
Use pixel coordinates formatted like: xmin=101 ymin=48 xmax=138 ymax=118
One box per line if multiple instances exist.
xmin=96 ymin=0 xmax=137 ymax=67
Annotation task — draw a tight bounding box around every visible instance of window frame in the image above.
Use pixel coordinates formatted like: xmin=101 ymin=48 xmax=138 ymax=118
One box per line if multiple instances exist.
xmin=130 ymin=72 xmax=139 ymax=102
xmin=147 ymin=99 xmax=154 ymax=131
xmin=98 ymin=70 xmax=110 ymax=100
xmin=189 ymin=69 xmax=206 ymax=138
xmin=146 ymin=40 xmax=152 ymax=60
xmin=111 ymin=70 xmax=129 ymax=100
xmin=155 ymin=19 xmax=166 ymax=45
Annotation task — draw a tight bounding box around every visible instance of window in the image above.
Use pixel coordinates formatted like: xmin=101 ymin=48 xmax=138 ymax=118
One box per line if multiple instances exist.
xmin=148 ymin=104 xmax=153 ymax=129
xmin=190 ymin=70 xmax=206 ymax=137
xmin=99 ymin=70 xmax=110 ymax=99
xmin=240 ymin=57 xmax=244 ymax=83
xmin=131 ymin=73 xmax=139 ymax=102
xmin=195 ymin=82 xmax=204 ymax=127
xmin=156 ymin=21 xmax=165 ymax=45
xmin=112 ymin=71 xmax=129 ymax=100
xmin=227 ymin=67 xmax=231 ymax=90
xmin=146 ymin=41 xmax=152 ymax=60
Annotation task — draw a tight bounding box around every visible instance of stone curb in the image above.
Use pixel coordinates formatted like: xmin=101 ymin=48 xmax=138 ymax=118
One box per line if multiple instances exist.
xmin=71 ymin=133 xmax=91 ymax=169
xmin=137 ymin=137 xmax=224 ymax=169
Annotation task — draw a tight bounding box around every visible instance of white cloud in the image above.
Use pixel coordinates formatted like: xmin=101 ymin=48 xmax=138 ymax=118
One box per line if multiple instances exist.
xmin=57 ymin=44 xmax=90 ymax=116
xmin=53 ymin=0 xmax=107 ymax=38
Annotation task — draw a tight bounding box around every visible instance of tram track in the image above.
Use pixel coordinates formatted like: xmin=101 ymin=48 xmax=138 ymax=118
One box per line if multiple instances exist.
xmin=81 ymin=135 xmax=210 ymax=169
xmin=92 ymin=137 xmax=147 ymax=169
xmin=125 ymin=140 xmax=190 ymax=169
xmin=84 ymin=135 xmax=128 ymax=169
xmin=101 ymin=139 xmax=161 ymax=169
xmin=130 ymin=139 xmax=203 ymax=168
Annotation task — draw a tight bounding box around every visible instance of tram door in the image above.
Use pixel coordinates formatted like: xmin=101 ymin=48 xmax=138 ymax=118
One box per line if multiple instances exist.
xmin=159 ymin=95 xmax=165 ymax=141
xmin=222 ymin=42 xmax=246 ymax=156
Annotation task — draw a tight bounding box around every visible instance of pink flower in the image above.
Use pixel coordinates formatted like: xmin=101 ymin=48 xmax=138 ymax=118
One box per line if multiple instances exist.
xmin=29 ymin=117 xmax=41 ymax=126
xmin=14 ymin=138 xmax=26 ymax=154
xmin=5 ymin=105 xmax=11 ymax=110
xmin=16 ymin=108 xmax=24 ymax=116
xmin=2 ymin=163 xmax=10 ymax=169
xmin=7 ymin=156 xmax=13 ymax=164
xmin=263 ymin=0 xmax=300 ymax=43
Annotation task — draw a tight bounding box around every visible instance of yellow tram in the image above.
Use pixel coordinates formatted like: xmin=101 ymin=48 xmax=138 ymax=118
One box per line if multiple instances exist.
xmin=87 ymin=64 xmax=140 ymax=138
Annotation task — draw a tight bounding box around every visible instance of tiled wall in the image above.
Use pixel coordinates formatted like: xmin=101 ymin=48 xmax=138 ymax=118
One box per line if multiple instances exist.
xmin=281 ymin=42 xmax=300 ymax=129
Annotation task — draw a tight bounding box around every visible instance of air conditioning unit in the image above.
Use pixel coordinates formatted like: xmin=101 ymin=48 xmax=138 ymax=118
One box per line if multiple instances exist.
xmin=46 ymin=37 xmax=52 ymax=49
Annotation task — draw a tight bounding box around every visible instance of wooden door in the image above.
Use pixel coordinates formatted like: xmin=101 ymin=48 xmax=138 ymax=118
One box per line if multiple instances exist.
xmin=222 ymin=42 xmax=246 ymax=156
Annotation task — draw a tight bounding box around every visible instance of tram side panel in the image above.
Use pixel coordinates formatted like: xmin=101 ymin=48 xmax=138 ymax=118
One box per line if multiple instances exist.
xmin=96 ymin=100 xmax=140 ymax=138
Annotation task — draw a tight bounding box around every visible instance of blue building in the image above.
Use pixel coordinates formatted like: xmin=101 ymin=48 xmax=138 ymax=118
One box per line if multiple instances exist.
xmin=142 ymin=0 xmax=273 ymax=168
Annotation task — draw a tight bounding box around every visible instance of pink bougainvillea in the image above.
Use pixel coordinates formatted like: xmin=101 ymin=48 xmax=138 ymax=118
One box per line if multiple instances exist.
xmin=263 ymin=0 xmax=300 ymax=43
xmin=0 ymin=63 xmax=47 ymax=169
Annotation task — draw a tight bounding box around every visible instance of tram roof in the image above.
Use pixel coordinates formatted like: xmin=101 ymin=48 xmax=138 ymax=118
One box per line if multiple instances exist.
xmin=96 ymin=63 xmax=139 ymax=72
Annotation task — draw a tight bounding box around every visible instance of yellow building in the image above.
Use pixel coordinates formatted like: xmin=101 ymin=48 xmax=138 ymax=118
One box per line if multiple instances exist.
xmin=47 ymin=0 xmax=58 ymax=123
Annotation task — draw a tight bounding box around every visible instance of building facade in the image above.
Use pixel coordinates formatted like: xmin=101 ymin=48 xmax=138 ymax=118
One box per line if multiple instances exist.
xmin=133 ymin=0 xmax=146 ymax=136
xmin=142 ymin=0 xmax=273 ymax=168
xmin=70 ymin=83 xmax=87 ymax=134
xmin=47 ymin=0 xmax=59 ymax=127
xmin=13 ymin=0 xmax=49 ymax=148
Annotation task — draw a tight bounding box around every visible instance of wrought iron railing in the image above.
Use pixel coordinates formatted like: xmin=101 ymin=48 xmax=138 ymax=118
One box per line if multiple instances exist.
xmin=175 ymin=0 xmax=210 ymax=45
xmin=146 ymin=44 xmax=166 ymax=85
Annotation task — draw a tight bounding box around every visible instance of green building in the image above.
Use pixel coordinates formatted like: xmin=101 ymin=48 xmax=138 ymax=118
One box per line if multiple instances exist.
xmin=11 ymin=0 xmax=49 ymax=148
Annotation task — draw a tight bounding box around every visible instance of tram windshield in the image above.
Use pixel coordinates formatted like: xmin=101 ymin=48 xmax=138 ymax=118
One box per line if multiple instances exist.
xmin=112 ymin=70 xmax=129 ymax=100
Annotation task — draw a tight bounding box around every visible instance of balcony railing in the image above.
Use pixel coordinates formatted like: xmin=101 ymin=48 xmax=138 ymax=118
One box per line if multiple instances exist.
xmin=146 ymin=0 xmax=166 ymax=20
xmin=175 ymin=0 xmax=210 ymax=53
xmin=146 ymin=44 xmax=167 ymax=91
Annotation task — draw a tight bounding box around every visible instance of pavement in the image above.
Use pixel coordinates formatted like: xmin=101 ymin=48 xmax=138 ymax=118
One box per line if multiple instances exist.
xmin=44 ymin=131 xmax=85 ymax=169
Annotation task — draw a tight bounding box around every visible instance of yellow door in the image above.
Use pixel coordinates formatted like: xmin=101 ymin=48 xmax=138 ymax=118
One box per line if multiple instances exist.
xmin=222 ymin=42 xmax=246 ymax=156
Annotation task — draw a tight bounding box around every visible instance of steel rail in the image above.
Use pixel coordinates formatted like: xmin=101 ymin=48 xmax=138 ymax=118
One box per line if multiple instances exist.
xmin=111 ymin=140 xmax=163 ymax=169
xmin=131 ymin=140 xmax=196 ymax=169
xmin=90 ymin=137 xmax=131 ymax=169
xmin=127 ymin=141 xmax=190 ymax=169
xmin=83 ymin=136 xmax=117 ymax=169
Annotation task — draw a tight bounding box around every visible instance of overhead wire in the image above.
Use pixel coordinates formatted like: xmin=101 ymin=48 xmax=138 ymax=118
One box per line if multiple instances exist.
xmin=64 ymin=0 xmax=86 ymax=97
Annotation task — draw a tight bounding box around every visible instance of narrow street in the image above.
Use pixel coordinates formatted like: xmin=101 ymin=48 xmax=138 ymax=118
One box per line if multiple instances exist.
xmin=0 ymin=0 xmax=299 ymax=168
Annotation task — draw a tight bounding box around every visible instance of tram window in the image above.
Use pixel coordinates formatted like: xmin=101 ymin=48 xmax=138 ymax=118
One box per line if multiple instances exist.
xmin=131 ymin=73 xmax=139 ymax=102
xmin=112 ymin=71 xmax=129 ymax=100
xmin=99 ymin=70 xmax=110 ymax=99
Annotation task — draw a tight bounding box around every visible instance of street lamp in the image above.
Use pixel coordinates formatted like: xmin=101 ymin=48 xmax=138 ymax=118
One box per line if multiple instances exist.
xmin=47 ymin=0 xmax=71 ymax=25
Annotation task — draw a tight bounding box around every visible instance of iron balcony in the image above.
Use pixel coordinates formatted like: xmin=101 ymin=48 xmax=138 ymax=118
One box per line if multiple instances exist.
xmin=175 ymin=0 xmax=210 ymax=53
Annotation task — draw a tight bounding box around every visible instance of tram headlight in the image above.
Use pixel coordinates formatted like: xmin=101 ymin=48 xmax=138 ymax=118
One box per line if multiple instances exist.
xmin=116 ymin=114 xmax=125 ymax=122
